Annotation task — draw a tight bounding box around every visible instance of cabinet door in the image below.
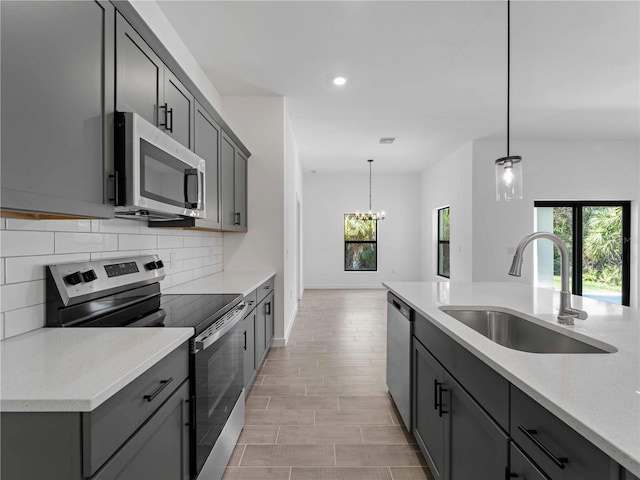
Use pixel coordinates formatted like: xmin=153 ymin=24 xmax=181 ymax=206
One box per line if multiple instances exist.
xmin=244 ymin=309 xmax=256 ymax=389
xmin=116 ymin=12 xmax=163 ymax=127
xmin=221 ymin=134 xmax=237 ymax=229
xmin=412 ymin=339 xmax=445 ymax=480
xmin=444 ymin=372 xmax=508 ymax=480
xmin=194 ymin=102 xmax=221 ymax=227
xmin=265 ymin=292 xmax=274 ymax=348
xmin=255 ymin=298 xmax=267 ymax=367
xmin=234 ymin=150 xmax=248 ymax=230
xmin=90 ymin=381 xmax=190 ymax=480
xmin=164 ymin=69 xmax=193 ymax=149
xmin=1 ymin=0 xmax=114 ymax=218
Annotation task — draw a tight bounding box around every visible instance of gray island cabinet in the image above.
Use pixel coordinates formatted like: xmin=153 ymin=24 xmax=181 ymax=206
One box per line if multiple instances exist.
xmin=1 ymin=0 xmax=115 ymax=219
xmin=2 ymin=343 xmax=190 ymax=480
xmin=383 ymin=281 xmax=640 ymax=480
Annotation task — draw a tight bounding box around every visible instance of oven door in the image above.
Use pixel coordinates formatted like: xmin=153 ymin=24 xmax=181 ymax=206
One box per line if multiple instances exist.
xmin=192 ymin=306 xmax=245 ymax=477
xmin=115 ymin=112 xmax=205 ymax=218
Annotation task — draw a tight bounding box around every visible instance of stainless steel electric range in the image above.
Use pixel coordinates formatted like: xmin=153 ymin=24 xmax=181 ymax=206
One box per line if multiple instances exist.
xmin=46 ymin=254 xmax=246 ymax=480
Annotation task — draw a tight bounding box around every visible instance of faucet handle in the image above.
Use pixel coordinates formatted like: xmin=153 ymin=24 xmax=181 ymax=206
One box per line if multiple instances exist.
xmin=562 ymin=307 xmax=588 ymax=322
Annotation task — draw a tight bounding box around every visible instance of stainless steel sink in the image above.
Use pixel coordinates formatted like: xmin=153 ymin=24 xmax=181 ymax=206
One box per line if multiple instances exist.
xmin=439 ymin=307 xmax=616 ymax=354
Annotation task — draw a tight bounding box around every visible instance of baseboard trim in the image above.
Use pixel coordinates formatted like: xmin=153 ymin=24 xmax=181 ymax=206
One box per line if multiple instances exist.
xmin=272 ymin=303 xmax=298 ymax=347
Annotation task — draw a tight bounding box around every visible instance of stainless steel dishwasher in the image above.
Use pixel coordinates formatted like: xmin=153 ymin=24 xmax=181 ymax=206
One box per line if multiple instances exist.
xmin=386 ymin=292 xmax=412 ymax=430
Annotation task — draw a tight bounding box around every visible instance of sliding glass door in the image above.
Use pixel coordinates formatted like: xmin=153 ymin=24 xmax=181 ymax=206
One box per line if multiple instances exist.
xmin=534 ymin=201 xmax=630 ymax=306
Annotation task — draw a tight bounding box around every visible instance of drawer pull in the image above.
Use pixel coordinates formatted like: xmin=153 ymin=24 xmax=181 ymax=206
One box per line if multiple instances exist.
xmin=433 ymin=379 xmax=439 ymax=410
xmin=517 ymin=425 xmax=569 ymax=469
xmin=437 ymin=384 xmax=448 ymax=417
xmin=143 ymin=377 xmax=174 ymax=403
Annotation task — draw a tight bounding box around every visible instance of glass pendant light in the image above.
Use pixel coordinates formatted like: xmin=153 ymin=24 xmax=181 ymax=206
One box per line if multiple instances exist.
xmin=495 ymin=0 xmax=523 ymax=201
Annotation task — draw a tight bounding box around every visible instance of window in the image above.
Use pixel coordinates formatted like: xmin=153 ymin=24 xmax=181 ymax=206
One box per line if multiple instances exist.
xmin=437 ymin=207 xmax=450 ymax=278
xmin=344 ymin=214 xmax=377 ymax=271
xmin=534 ymin=201 xmax=631 ymax=306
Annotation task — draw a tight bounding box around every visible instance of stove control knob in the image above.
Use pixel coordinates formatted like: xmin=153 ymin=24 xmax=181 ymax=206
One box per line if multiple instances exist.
xmin=145 ymin=261 xmax=159 ymax=271
xmin=64 ymin=271 xmax=83 ymax=286
xmin=82 ymin=269 xmax=97 ymax=283
xmin=155 ymin=260 xmax=164 ymax=269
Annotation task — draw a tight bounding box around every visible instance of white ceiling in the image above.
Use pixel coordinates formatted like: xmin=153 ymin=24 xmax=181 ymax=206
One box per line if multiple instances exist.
xmin=157 ymin=1 xmax=639 ymax=173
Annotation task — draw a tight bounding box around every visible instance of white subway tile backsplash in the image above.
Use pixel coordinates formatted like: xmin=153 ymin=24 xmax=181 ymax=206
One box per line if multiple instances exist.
xmin=4 ymin=304 xmax=45 ymax=338
xmin=5 ymin=253 xmax=90 ymax=284
xmin=158 ymin=235 xmax=184 ymax=249
xmin=0 ymin=280 xmax=45 ymax=313
xmin=1 ymin=231 xmax=55 ymax=257
xmin=6 ymin=218 xmax=91 ymax=232
xmin=1 ymin=218 xmax=224 ymax=339
xmin=119 ymin=234 xmax=157 ymax=251
xmin=55 ymin=232 xmax=118 ymax=254
xmin=90 ymin=250 xmax=140 ymax=261
xmin=91 ymin=218 xmax=140 ymax=234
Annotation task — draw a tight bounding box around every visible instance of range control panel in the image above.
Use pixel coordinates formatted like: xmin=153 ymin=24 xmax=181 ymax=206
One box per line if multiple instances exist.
xmin=48 ymin=255 xmax=165 ymax=306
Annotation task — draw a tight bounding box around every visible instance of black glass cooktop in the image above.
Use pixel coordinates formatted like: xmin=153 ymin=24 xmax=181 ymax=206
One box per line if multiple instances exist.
xmin=159 ymin=293 xmax=242 ymax=334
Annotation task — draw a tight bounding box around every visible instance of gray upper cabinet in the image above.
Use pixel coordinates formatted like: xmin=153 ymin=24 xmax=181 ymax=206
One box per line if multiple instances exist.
xmin=0 ymin=0 xmax=114 ymax=219
xmin=221 ymin=133 xmax=248 ymax=232
xmin=194 ymin=102 xmax=221 ymax=228
xmin=116 ymin=13 xmax=193 ymax=150
xmin=163 ymin=70 xmax=194 ymax=149
xmin=115 ymin=13 xmax=162 ymax=128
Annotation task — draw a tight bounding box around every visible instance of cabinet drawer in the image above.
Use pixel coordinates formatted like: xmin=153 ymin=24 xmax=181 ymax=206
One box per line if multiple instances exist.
xmin=510 ymin=442 xmax=549 ymax=480
xmin=82 ymin=342 xmax=189 ymax=476
xmin=244 ymin=289 xmax=257 ymax=312
xmin=257 ymin=276 xmax=275 ymax=303
xmin=511 ymin=386 xmax=618 ymax=480
xmin=414 ymin=312 xmax=509 ymax=430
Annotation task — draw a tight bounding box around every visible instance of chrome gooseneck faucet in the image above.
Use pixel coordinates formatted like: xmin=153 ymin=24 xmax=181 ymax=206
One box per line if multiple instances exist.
xmin=509 ymin=232 xmax=588 ymax=325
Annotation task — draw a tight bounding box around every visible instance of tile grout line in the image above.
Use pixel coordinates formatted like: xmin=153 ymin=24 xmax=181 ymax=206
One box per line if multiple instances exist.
xmin=236 ymin=444 xmax=247 ymax=467
xmin=275 ymin=425 xmax=281 ymax=444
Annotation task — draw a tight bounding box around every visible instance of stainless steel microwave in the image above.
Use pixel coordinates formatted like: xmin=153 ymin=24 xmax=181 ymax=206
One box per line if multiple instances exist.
xmin=114 ymin=112 xmax=205 ymax=220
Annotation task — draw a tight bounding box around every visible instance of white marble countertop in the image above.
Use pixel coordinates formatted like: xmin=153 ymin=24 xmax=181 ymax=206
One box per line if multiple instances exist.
xmin=383 ymin=281 xmax=640 ymax=476
xmin=0 ymin=327 xmax=193 ymax=412
xmin=164 ymin=270 xmax=276 ymax=297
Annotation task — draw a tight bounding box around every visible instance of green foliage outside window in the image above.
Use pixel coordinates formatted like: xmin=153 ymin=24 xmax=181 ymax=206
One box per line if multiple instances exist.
xmin=344 ymin=214 xmax=377 ymax=271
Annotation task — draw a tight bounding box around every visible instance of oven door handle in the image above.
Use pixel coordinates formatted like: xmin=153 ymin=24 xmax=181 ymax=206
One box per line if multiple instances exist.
xmin=194 ymin=303 xmax=248 ymax=352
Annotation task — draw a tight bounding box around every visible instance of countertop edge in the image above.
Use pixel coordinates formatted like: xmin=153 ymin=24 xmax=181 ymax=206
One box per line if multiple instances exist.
xmin=382 ymin=281 xmax=640 ymax=476
xmin=1 ymin=328 xmax=194 ymax=413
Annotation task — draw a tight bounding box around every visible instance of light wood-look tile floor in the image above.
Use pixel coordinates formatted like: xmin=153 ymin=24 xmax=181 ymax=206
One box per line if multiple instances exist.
xmin=222 ymin=289 xmax=434 ymax=480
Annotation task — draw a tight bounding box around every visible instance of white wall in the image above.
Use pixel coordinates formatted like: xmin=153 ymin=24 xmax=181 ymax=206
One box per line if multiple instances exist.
xmin=0 ymin=218 xmax=223 ymax=340
xmin=283 ymin=104 xmax=304 ymax=341
xmin=471 ymin=139 xmax=640 ymax=307
xmin=419 ymin=142 xmax=474 ymax=282
xmin=221 ymin=96 xmax=290 ymax=345
xmin=304 ymin=173 xmax=421 ymax=288
xmin=130 ymin=1 xmax=223 ymax=112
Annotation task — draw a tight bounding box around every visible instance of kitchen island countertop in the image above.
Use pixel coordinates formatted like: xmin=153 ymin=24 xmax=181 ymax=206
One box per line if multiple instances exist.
xmin=383 ymin=281 xmax=640 ymax=476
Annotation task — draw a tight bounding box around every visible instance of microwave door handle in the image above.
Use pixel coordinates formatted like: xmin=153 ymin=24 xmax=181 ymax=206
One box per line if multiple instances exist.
xmin=184 ymin=168 xmax=198 ymax=209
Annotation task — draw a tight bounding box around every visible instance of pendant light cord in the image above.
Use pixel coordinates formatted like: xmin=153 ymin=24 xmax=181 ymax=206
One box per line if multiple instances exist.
xmin=507 ymin=0 xmax=511 ymax=157
xmin=369 ymin=159 xmax=372 ymax=211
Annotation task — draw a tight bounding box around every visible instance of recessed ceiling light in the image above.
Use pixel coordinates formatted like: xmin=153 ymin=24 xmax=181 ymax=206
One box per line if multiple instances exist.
xmin=379 ymin=137 xmax=396 ymax=144
xmin=333 ymin=76 xmax=347 ymax=86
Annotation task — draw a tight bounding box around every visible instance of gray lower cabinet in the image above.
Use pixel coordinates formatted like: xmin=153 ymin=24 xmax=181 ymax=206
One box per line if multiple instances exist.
xmin=242 ymin=277 xmax=275 ymax=391
xmin=116 ymin=13 xmax=193 ymax=149
xmin=413 ymin=339 xmax=445 ymax=479
xmin=90 ymin=381 xmax=190 ymax=480
xmin=221 ymin=133 xmax=248 ymax=232
xmin=243 ymin=302 xmax=257 ymax=389
xmin=265 ymin=292 xmax=275 ymax=348
xmin=510 ymin=385 xmax=619 ymax=480
xmin=1 ymin=343 xmax=189 ymax=480
xmin=194 ymin=101 xmax=221 ymax=228
xmin=413 ymin=337 xmax=508 ymax=480
xmin=1 ymin=0 xmax=114 ymax=218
